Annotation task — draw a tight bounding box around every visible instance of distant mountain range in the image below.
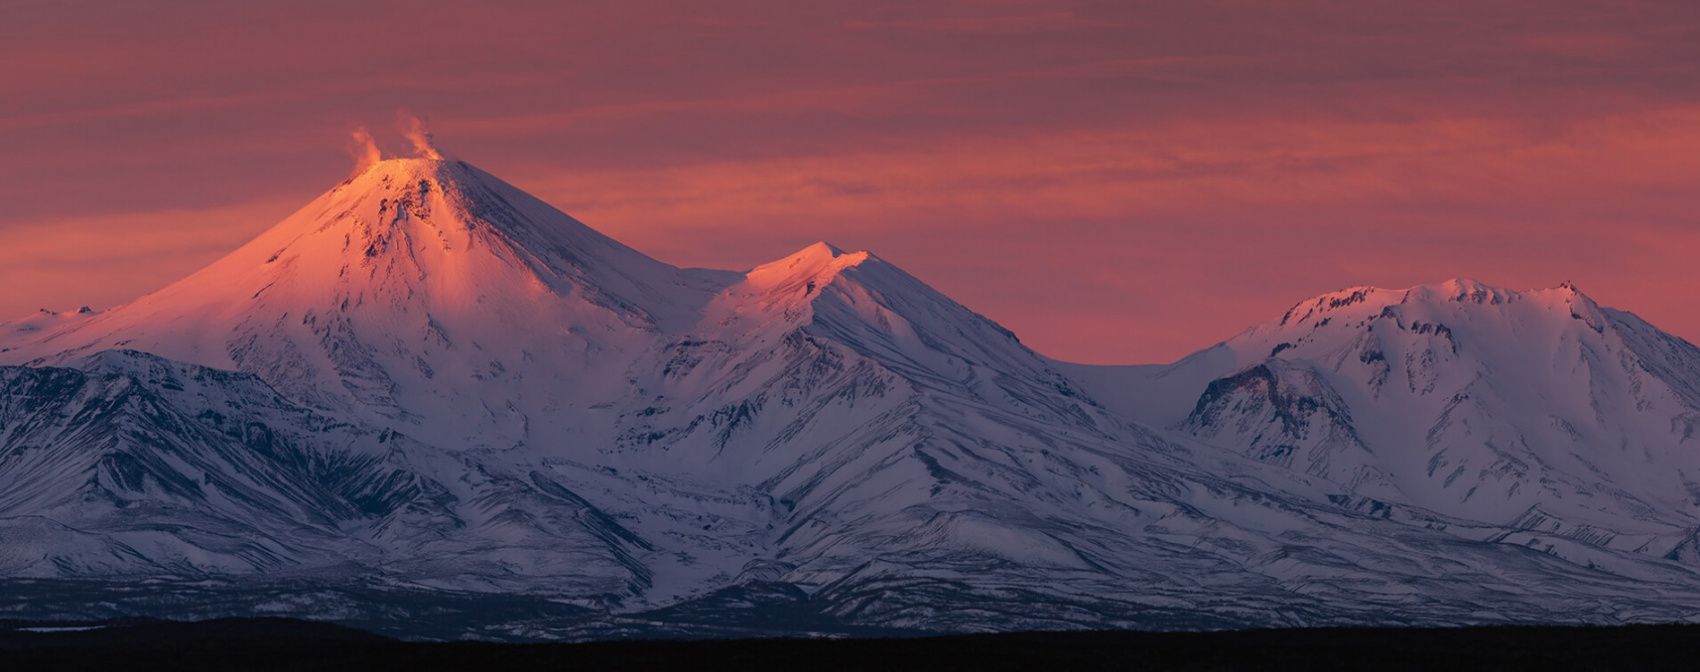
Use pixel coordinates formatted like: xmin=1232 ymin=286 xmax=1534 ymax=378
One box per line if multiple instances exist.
xmin=5 ymin=157 xmax=1700 ymax=640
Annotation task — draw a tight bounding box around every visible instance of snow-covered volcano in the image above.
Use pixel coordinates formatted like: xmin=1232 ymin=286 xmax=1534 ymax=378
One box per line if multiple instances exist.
xmin=2 ymin=158 xmax=740 ymax=448
xmin=9 ymin=158 xmax=1700 ymax=639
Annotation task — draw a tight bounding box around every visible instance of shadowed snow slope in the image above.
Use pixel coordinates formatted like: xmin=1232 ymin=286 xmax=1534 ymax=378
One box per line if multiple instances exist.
xmin=8 ymin=160 xmax=1700 ymax=639
xmin=1061 ymin=279 xmax=1700 ymax=565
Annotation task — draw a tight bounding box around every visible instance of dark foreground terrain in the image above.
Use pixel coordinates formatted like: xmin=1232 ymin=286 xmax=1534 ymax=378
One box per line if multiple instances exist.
xmin=6 ymin=618 xmax=1700 ymax=670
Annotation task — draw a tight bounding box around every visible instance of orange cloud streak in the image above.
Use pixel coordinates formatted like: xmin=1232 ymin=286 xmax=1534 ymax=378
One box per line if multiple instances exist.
xmin=3 ymin=1 xmax=1699 ymax=362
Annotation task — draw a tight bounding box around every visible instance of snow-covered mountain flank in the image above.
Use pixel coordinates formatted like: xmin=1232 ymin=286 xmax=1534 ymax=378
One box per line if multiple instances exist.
xmin=1060 ymin=280 xmax=1700 ymax=563
xmin=6 ymin=157 xmax=1700 ymax=640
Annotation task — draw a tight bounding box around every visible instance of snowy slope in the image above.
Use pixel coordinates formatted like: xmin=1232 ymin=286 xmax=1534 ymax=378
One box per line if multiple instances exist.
xmin=1061 ymin=279 xmax=1700 ymax=563
xmin=10 ymin=159 xmax=1700 ymax=638
xmin=0 ymin=158 xmax=734 ymax=450
xmin=0 ymin=307 xmax=97 ymax=351
xmin=0 ymin=350 xmax=672 ymax=598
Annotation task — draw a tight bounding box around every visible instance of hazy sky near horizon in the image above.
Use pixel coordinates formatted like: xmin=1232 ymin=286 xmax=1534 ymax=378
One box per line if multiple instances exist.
xmin=3 ymin=0 xmax=1697 ymax=363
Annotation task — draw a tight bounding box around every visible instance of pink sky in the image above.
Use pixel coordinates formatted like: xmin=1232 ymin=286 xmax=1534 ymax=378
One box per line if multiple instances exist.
xmin=3 ymin=1 xmax=1697 ymax=364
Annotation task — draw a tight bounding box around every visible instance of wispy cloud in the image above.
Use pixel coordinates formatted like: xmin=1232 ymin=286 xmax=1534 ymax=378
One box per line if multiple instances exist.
xmin=3 ymin=0 xmax=1698 ymax=362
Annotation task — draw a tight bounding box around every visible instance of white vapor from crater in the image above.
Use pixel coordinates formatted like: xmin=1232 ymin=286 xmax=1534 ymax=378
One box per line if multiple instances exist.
xmin=348 ymin=126 xmax=382 ymax=175
xmin=399 ymin=112 xmax=443 ymax=160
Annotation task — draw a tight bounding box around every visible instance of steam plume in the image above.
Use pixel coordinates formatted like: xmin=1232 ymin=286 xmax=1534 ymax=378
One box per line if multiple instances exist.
xmin=399 ymin=111 xmax=443 ymax=160
xmin=348 ymin=126 xmax=382 ymax=175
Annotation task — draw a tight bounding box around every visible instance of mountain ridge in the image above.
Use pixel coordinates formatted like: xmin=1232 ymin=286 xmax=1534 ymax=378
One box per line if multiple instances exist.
xmin=1061 ymin=277 xmax=1700 ymax=559
xmin=7 ymin=158 xmax=1700 ymax=639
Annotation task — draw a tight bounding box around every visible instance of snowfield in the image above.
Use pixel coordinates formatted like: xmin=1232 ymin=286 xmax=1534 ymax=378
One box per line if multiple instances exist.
xmin=5 ymin=157 xmax=1700 ymax=639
